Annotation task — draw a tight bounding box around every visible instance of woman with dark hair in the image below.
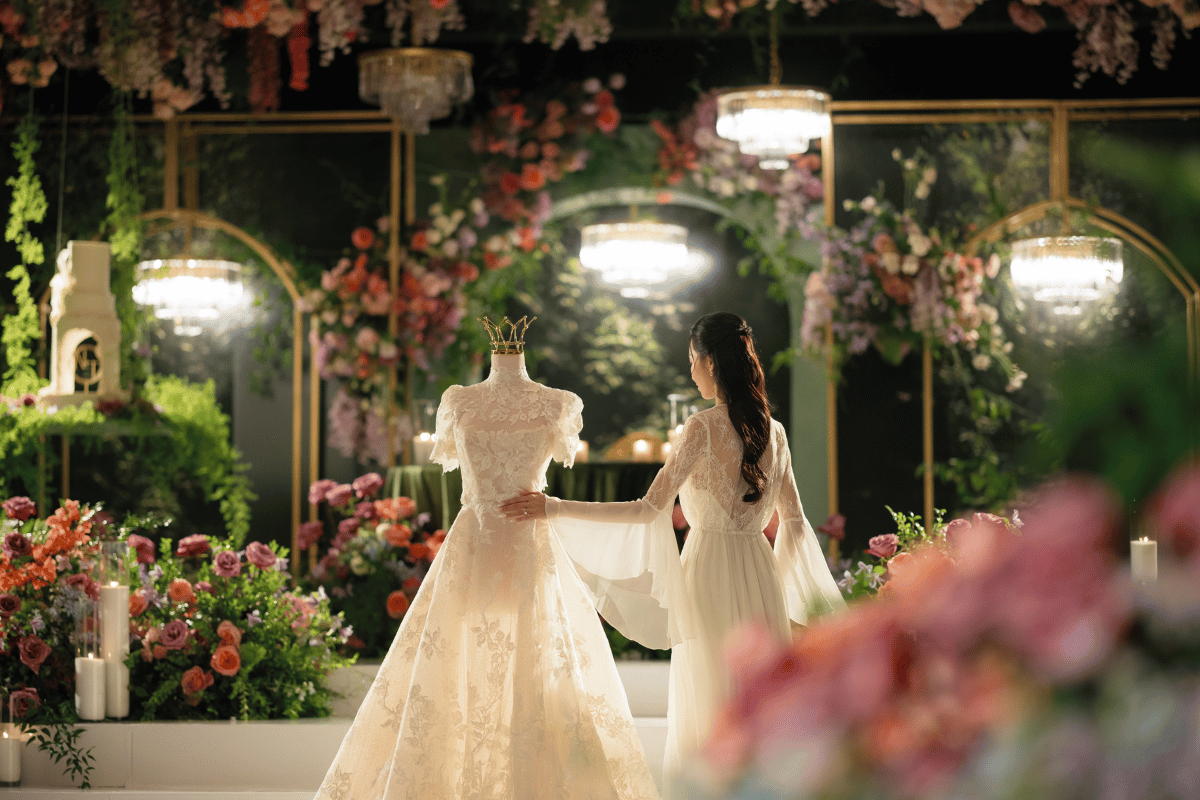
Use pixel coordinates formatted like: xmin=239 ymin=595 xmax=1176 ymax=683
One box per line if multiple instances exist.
xmin=501 ymin=311 xmax=845 ymax=784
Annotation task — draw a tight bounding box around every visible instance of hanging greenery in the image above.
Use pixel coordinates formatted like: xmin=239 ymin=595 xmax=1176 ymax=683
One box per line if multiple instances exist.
xmin=2 ymin=109 xmax=47 ymax=394
xmin=105 ymin=93 xmax=145 ymax=388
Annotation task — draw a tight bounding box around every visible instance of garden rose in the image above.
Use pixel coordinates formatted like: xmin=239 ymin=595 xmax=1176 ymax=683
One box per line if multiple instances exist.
xmin=0 ymin=592 xmax=20 ymax=617
xmin=298 ymin=521 xmax=323 ymax=550
xmin=383 ymin=524 xmax=412 ymax=547
xmin=354 ymin=501 xmax=379 ymax=521
xmin=19 ymin=635 xmax=52 ymax=673
xmin=386 ymin=590 xmax=410 ymax=619
xmin=375 ymin=496 xmax=416 ymax=521
xmin=2 ymin=531 xmax=32 ymax=559
xmin=246 ymin=541 xmax=277 ymax=569
xmin=2 ymin=495 xmax=36 ymax=521
xmin=338 ymin=517 xmax=360 ymax=539
xmin=180 ymin=665 xmax=213 ymax=696
xmin=175 ymin=534 xmax=210 ymax=557
xmin=308 ymin=479 xmax=337 ymax=505
xmin=425 ymin=530 xmax=447 ymax=558
xmin=402 ymin=576 xmax=422 ymax=593
xmin=195 ymin=580 xmax=213 ymax=593
xmin=217 ymin=619 xmax=243 ymax=647
xmin=129 ymin=590 xmax=149 ymax=617
xmin=160 ymin=619 xmax=190 ymax=650
xmin=352 ymin=472 xmax=384 ymax=498
xmin=127 ymin=534 xmax=156 ymax=564
xmin=326 ymin=484 xmax=354 ymax=506
xmin=867 ymin=534 xmax=900 ymax=559
xmin=213 ymin=550 xmax=242 ymax=577
xmin=168 ymin=578 xmax=196 ymax=604
xmin=351 ymin=226 xmax=374 ymax=250
xmin=211 ymin=644 xmax=241 ymax=677
xmin=63 ymin=572 xmax=100 ymax=601
xmin=9 ymin=687 xmax=39 ymax=718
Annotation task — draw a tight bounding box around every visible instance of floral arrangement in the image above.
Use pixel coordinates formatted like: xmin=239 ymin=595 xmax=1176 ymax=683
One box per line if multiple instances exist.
xmin=298 ymin=472 xmax=445 ymax=657
xmin=127 ymin=530 xmax=353 ymax=720
xmin=689 ymin=0 xmax=1197 ymax=87
xmin=685 ymin=460 xmax=1200 ymax=800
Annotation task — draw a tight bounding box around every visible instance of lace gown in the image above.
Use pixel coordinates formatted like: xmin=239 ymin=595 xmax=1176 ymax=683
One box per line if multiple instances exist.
xmin=547 ymin=405 xmax=846 ymax=780
xmin=314 ymin=367 xmax=659 ymax=800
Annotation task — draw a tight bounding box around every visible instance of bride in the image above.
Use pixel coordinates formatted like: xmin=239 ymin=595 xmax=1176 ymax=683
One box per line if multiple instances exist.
xmin=314 ymin=317 xmax=659 ymax=800
xmin=502 ymin=311 xmax=846 ymax=782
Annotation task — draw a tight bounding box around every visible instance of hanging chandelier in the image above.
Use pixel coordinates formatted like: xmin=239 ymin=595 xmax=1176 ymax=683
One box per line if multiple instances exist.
xmin=714 ymin=11 xmax=830 ymax=170
xmin=1008 ymin=236 xmax=1124 ymax=315
xmin=132 ymin=258 xmax=246 ymax=336
xmin=358 ymin=47 xmax=474 ymax=133
xmin=579 ymin=221 xmax=693 ymax=297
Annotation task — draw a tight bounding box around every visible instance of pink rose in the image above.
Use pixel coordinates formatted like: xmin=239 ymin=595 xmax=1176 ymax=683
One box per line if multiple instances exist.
xmin=64 ymin=572 xmax=100 ymax=601
xmin=1145 ymin=458 xmax=1200 ymax=565
xmin=245 ymin=541 xmax=277 ymax=570
xmin=18 ymin=635 xmax=52 ymax=673
xmin=2 ymin=532 xmax=32 ymax=560
xmin=867 ymin=534 xmax=900 ymax=559
xmin=195 ymin=581 xmax=213 ymax=593
xmin=354 ymin=501 xmax=378 ymax=521
xmin=8 ymin=687 xmax=39 ymax=718
xmin=0 ymin=593 xmax=21 ymax=618
xmin=818 ymin=513 xmax=846 ymax=541
xmin=352 ymin=472 xmax=384 ymax=498
xmin=127 ymin=534 xmax=156 ymax=564
xmin=213 ymin=550 xmax=241 ymax=577
xmin=297 ymin=521 xmax=323 ymax=550
xmin=1007 ymin=1 xmax=1047 ymax=34
xmin=160 ymin=619 xmax=190 ymax=650
xmin=354 ymin=327 xmax=380 ymax=352
xmin=2 ymin=495 xmax=36 ymax=521
xmin=308 ymin=479 xmax=338 ymax=506
xmin=325 ymin=484 xmax=354 ymax=506
xmin=337 ymin=517 xmax=360 ymax=539
xmin=175 ymin=534 xmax=210 ymax=558
xmin=129 ymin=590 xmax=149 ymax=617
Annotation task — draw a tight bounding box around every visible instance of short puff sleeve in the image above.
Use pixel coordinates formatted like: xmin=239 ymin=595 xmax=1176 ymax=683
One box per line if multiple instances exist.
xmin=552 ymin=391 xmax=585 ymax=467
xmin=429 ymin=385 xmax=463 ymax=471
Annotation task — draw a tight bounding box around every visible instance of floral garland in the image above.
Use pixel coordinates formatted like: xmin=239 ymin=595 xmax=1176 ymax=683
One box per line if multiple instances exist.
xmin=692 ymin=0 xmax=1198 ymax=87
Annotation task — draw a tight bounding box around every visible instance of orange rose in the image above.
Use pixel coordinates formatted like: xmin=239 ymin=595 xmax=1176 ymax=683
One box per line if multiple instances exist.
xmin=386 ymin=590 xmax=410 ymax=619
xmin=596 ymin=106 xmax=620 ymax=134
xmin=407 ymin=543 xmax=431 ymax=561
xmin=211 ymin=644 xmax=241 ymax=677
xmin=153 ymin=644 xmax=167 ymax=660
xmin=180 ymin=665 xmax=214 ymax=695
xmin=402 ymin=576 xmax=422 ymax=593
xmin=383 ymin=524 xmax=412 ymax=548
xmin=217 ymin=620 xmax=242 ymax=647
xmin=374 ymin=497 xmax=416 ymax=522
xmin=351 ymin=226 xmax=374 ymax=250
xmin=129 ymin=590 xmax=149 ymax=617
xmin=168 ymin=578 xmax=195 ymax=605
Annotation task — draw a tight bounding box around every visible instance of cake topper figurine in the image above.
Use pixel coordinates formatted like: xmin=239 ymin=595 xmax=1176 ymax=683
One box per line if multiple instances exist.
xmin=479 ymin=316 xmax=536 ymax=355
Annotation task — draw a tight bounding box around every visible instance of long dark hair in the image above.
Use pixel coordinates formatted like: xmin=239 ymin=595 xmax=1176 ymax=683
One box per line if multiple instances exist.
xmin=690 ymin=312 xmax=771 ymax=503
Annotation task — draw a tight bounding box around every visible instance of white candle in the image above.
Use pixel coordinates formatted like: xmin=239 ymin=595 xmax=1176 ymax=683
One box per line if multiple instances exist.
xmin=0 ymin=726 xmax=20 ymax=787
xmin=99 ymin=582 xmax=130 ymax=718
xmin=631 ymin=439 xmax=652 ymax=461
xmin=1131 ymin=537 xmax=1158 ymax=584
xmin=412 ymin=432 xmax=435 ymax=466
xmin=574 ymin=440 xmax=589 ymax=463
xmin=75 ymin=654 xmax=106 ymax=720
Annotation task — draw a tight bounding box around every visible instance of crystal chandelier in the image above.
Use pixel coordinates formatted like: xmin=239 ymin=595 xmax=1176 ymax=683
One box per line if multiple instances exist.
xmin=132 ymin=258 xmax=246 ymax=335
xmin=714 ymin=11 xmax=830 ymax=170
xmin=579 ymin=222 xmax=693 ymax=297
xmin=358 ymin=48 xmax=474 ymax=133
xmin=1009 ymin=236 xmax=1124 ymax=315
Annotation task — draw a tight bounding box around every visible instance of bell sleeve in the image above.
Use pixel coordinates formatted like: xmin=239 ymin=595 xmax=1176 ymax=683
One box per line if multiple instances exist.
xmin=546 ymin=414 xmax=708 ymax=650
xmin=552 ymin=391 xmax=585 ymax=467
xmin=429 ymin=385 xmax=462 ymax=472
xmin=773 ymin=427 xmax=847 ymax=624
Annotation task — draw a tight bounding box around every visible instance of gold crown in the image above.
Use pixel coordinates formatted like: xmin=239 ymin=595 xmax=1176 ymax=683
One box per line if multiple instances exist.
xmin=479 ymin=315 xmax=536 ymax=354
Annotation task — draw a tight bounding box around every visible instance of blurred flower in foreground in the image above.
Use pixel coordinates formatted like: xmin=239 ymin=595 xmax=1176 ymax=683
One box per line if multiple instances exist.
xmin=681 ymin=464 xmax=1200 ymax=800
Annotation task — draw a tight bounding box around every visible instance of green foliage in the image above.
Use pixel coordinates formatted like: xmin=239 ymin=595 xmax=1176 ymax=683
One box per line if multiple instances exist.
xmin=105 ymin=95 xmax=145 ymax=386
xmin=3 ymin=111 xmax=47 ymax=393
xmin=21 ymin=702 xmax=96 ymax=789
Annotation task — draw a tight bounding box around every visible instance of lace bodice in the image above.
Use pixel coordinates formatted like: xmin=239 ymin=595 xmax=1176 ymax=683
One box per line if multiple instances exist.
xmin=431 ymin=366 xmax=582 ymax=508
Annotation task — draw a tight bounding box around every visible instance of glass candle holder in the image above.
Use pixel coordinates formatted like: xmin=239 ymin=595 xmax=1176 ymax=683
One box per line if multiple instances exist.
xmin=0 ymin=693 xmax=21 ymax=787
xmin=74 ymin=596 xmax=106 ymax=721
xmin=97 ymin=539 xmax=131 ymax=718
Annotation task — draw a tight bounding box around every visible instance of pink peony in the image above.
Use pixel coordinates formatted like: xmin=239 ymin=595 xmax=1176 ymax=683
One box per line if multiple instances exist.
xmin=245 ymin=541 xmax=277 ymax=569
xmin=19 ymin=635 xmax=52 ymax=673
xmin=325 ymin=484 xmax=354 ymax=506
xmin=127 ymin=534 xmax=156 ymax=564
xmin=337 ymin=517 xmax=360 ymax=539
xmin=867 ymin=534 xmax=900 ymax=559
xmin=297 ymin=521 xmax=323 ymax=551
xmin=175 ymin=534 xmax=210 ymax=558
xmin=2 ymin=495 xmax=36 ymax=521
xmin=213 ymin=550 xmax=241 ymax=577
xmin=308 ymin=479 xmax=338 ymax=506
xmin=354 ymin=501 xmax=379 ymax=521
xmin=352 ymin=472 xmax=384 ymax=498
xmin=160 ymin=619 xmax=190 ymax=650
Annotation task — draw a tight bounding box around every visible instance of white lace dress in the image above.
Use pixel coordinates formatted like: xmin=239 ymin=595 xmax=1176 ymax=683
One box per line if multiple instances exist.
xmin=314 ymin=366 xmax=659 ymax=800
xmin=547 ymin=405 xmax=846 ymax=780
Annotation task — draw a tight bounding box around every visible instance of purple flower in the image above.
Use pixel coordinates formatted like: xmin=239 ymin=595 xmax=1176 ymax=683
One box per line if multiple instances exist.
xmin=2 ymin=496 xmax=36 ymax=521
xmin=246 ymin=610 xmax=263 ymax=627
xmin=0 ymin=593 xmax=20 ymax=617
xmin=3 ymin=532 xmax=32 ymax=560
xmin=308 ymin=479 xmax=338 ymax=506
xmin=159 ymin=619 xmax=190 ymax=650
xmin=245 ymin=541 xmax=277 ymax=570
xmin=352 ymin=472 xmax=384 ymax=499
xmin=325 ymin=484 xmax=354 ymax=506
xmin=212 ymin=550 xmax=241 ymax=577
xmin=415 ymin=511 xmax=432 ymax=529
xmin=274 ymin=557 xmax=289 ymax=573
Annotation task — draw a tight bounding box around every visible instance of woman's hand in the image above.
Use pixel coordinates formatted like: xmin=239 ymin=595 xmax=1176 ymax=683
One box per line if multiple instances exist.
xmin=500 ymin=490 xmax=548 ymax=521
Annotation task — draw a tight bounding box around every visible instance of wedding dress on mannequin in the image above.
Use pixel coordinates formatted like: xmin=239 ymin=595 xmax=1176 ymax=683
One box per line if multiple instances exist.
xmin=313 ymin=322 xmax=658 ymax=800
xmin=546 ymin=406 xmax=846 ymax=782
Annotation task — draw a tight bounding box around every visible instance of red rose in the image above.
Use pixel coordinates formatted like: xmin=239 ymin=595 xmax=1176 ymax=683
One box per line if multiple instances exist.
xmin=402 ymin=576 xmax=422 ymax=593
xmin=0 ymin=593 xmax=21 ymax=618
xmin=297 ymin=521 xmax=323 ymax=551
xmin=596 ymin=106 xmax=620 ymax=134
xmin=500 ymin=172 xmax=522 ymax=195
xmin=18 ymin=635 xmax=52 ymax=673
xmin=519 ymin=163 xmax=545 ymax=191
xmin=384 ymin=524 xmax=412 ymax=548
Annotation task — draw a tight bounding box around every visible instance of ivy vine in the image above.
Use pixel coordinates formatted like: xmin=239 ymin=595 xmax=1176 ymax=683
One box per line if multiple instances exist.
xmin=3 ymin=108 xmax=47 ymax=394
xmin=105 ymin=93 xmax=144 ymax=387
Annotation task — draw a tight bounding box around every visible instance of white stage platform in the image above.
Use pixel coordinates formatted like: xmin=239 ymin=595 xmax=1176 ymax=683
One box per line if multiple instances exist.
xmin=3 ymin=660 xmax=670 ymax=799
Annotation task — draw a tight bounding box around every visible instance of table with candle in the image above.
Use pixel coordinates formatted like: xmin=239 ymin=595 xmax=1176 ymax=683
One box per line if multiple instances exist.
xmin=1131 ymin=537 xmax=1158 ymax=584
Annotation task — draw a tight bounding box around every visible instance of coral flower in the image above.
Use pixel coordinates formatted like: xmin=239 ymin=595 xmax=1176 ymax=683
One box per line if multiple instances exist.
xmin=386 ymin=590 xmax=410 ymax=619
xmin=211 ymin=644 xmax=241 ymax=677
xmin=596 ymin=106 xmax=620 ymax=133
xmin=519 ymin=163 xmax=545 ymax=191
xmin=351 ymin=226 xmax=375 ymax=250
xmin=168 ymin=578 xmax=196 ymax=605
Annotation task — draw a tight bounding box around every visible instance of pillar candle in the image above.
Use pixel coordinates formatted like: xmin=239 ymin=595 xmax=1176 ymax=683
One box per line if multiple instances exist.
xmin=1131 ymin=537 xmax=1158 ymax=584
xmin=0 ymin=726 xmax=20 ymax=787
xmin=412 ymin=432 xmax=435 ymax=466
xmin=99 ymin=582 xmax=130 ymax=718
xmin=75 ymin=654 xmax=106 ymax=721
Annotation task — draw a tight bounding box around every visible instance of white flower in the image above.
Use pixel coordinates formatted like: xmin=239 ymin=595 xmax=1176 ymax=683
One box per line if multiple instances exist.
xmin=909 ymin=233 xmax=931 ymax=257
xmin=425 ymin=228 xmax=443 ymax=245
xmin=914 ymin=182 xmax=930 ymax=200
xmin=1003 ymin=341 xmax=1014 ymax=354
xmin=429 ymin=203 xmax=443 ymax=218
xmin=715 ymin=177 xmax=737 ymax=197
xmin=980 ymin=304 xmax=999 ymax=324
xmin=892 ymin=148 xmax=902 ymax=161
xmin=470 ymin=197 xmax=485 ymax=215
xmin=843 ymin=199 xmax=854 ymax=211
xmin=609 ymin=73 xmax=626 ymax=90
xmin=923 ymin=167 xmax=937 ymax=184
xmin=583 ymin=77 xmax=602 ymax=93
xmin=740 ymin=174 xmax=759 ymax=192
xmin=882 ymin=252 xmax=902 ymax=275
xmin=904 ymin=158 xmax=916 ymax=171
xmin=901 ymin=254 xmax=920 ymax=275
xmin=1006 ymin=370 xmax=1027 ymax=392
xmin=860 ymin=196 xmax=877 ymax=212
xmin=972 ymin=354 xmax=992 ymax=371
xmin=429 ymin=174 xmax=445 ymax=186
xmin=442 ymin=240 xmax=459 ymax=257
